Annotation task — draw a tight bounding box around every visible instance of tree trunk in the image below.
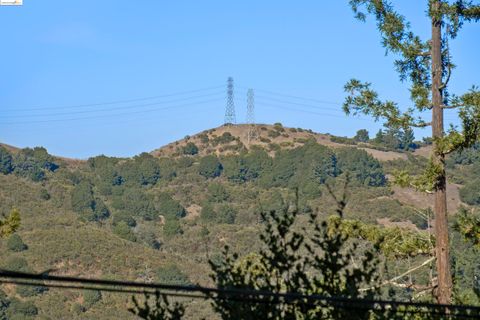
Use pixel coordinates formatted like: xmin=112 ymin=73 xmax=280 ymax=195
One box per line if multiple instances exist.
xmin=431 ymin=0 xmax=453 ymax=305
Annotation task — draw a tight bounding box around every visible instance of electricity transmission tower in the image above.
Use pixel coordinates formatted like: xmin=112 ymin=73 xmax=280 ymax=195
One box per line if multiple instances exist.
xmin=246 ymin=88 xmax=257 ymax=145
xmin=224 ymin=77 xmax=236 ymax=125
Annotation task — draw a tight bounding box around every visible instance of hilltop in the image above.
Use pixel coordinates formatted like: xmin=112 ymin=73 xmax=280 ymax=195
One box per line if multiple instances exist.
xmin=152 ymin=123 xmax=410 ymax=162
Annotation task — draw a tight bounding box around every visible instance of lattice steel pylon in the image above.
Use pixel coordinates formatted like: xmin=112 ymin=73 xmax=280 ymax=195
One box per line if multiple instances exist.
xmin=224 ymin=77 xmax=236 ymax=125
xmin=246 ymin=88 xmax=257 ymax=146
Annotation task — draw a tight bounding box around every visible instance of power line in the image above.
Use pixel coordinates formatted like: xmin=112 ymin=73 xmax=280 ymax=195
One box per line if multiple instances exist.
xmin=1 ymin=85 xmax=224 ymax=112
xmin=257 ymin=102 xmax=373 ymax=122
xmin=2 ymin=91 xmax=224 ymax=119
xmin=0 ymin=98 xmax=223 ymax=125
xmin=0 ymin=270 xmax=479 ymax=318
xmin=237 ymin=85 xmax=342 ymax=106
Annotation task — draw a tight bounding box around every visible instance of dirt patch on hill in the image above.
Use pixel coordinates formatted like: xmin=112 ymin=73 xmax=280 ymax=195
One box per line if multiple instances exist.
xmin=185 ymin=204 xmax=202 ymax=220
xmin=391 ymin=183 xmax=463 ymax=214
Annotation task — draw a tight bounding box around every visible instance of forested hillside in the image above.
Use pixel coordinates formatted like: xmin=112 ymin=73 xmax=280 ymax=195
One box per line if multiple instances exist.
xmin=0 ymin=124 xmax=479 ymax=319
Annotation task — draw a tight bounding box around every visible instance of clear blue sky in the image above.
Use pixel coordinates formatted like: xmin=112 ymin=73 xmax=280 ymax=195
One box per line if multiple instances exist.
xmin=0 ymin=0 xmax=478 ymax=159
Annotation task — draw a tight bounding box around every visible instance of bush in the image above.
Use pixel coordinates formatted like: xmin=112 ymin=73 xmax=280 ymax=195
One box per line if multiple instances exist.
xmin=7 ymin=234 xmax=28 ymax=252
xmin=198 ymin=155 xmax=223 ymax=178
xmin=7 ymin=299 xmax=37 ymax=318
xmin=163 ymin=219 xmax=182 ymax=237
xmin=208 ymin=183 xmax=229 ymax=202
xmin=267 ymin=130 xmax=281 ymax=138
xmin=156 ymin=264 xmax=190 ymax=285
xmin=112 ymin=211 xmax=137 ymax=227
xmin=459 ymin=180 xmax=480 ymax=205
xmin=83 ymin=290 xmax=102 ymax=309
xmin=113 ymin=221 xmax=136 ymax=242
xmin=217 ymin=205 xmax=236 ymax=224
xmin=200 ymin=203 xmax=216 ymax=222
xmin=3 ymin=257 xmax=31 ymax=272
xmin=182 ymin=142 xmax=199 ymax=155
xmin=39 ymin=188 xmax=50 ymax=200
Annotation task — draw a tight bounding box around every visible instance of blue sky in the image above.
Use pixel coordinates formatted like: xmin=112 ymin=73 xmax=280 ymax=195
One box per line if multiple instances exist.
xmin=0 ymin=0 xmax=479 ymax=158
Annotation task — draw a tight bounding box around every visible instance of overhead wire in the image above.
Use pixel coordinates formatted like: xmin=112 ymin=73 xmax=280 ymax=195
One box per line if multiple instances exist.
xmin=0 ymin=85 xmax=225 ymax=112
xmin=0 ymin=269 xmax=479 ymax=318
xmin=3 ymin=91 xmax=225 ymax=118
xmin=0 ymin=98 xmax=224 ymax=125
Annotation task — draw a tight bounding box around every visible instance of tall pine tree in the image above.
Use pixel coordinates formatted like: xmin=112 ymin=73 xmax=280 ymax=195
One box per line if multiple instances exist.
xmin=343 ymin=0 xmax=480 ymax=304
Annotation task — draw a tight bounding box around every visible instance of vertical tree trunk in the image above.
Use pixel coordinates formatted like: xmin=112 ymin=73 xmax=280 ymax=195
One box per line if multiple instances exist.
xmin=431 ymin=0 xmax=453 ymax=305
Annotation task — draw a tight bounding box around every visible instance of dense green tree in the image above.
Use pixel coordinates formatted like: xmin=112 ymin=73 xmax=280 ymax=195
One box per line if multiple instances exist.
xmin=7 ymin=234 xmax=28 ymax=252
xmin=336 ymin=148 xmax=386 ymax=186
xmin=71 ymin=181 xmax=95 ymax=213
xmin=112 ymin=188 xmax=158 ymax=220
xmin=119 ymin=153 xmax=161 ymax=186
xmin=157 ymin=193 xmax=186 ymax=219
xmin=0 ymin=146 xmax=13 ymax=175
xmin=198 ymin=155 xmax=223 ymax=178
xmin=12 ymin=147 xmax=59 ymax=181
xmin=343 ymin=0 xmax=480 ymax=303
xmin=354 ymin=129 xmax=370 ymax=142
xmin=182 ymin=142 xmax=199 ymax=155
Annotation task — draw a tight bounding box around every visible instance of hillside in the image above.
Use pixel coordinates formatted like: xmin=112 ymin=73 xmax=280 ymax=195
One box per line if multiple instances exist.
xmin=0 ymin=123 xmax=479 ymax=319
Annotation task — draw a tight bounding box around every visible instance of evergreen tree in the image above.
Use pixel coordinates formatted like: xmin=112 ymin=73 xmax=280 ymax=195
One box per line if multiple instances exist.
xmin=0 ymin=146 xmax=13 ymax=175
xmin=354 ymin=129 xmax=370 ymax=142
xmin=343 ymin=0 xmax=480 ymax=303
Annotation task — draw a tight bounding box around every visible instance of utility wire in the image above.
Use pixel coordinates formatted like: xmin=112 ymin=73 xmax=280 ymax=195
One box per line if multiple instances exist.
xmin=0 ymin=269 xmax=479 ymax=317
xmin=0 ymin=98 xmax=223 ymax=125
xmin=2 ymin=91 xmax=224 ymax=118
xmin=257 ymin=102 xmax=373 ymax=122
xmin=1 ymin=85 xmax=224 ymax=112
xmin=237 ymin=85 xmax=341 ymax=106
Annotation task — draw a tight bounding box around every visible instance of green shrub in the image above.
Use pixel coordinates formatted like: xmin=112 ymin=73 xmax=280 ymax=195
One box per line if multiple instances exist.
xmin=182 ymin=142 xmax=199 ymax=155
xmin=459 ymin=180 xmax=480 ymax=205
xmin=112 ymin=211 xmax=137 ymax=227
xmin=3 ymin=257 xmax=31 ymax=272
xmin=198 ymin=155 xmax=223 ymax=178
xmin=268 ymin=130 xmax=281 ymax=138
xmin=7 ymin=234 xmax=28 ymax=252
xmin=163 ymin=219 xmax=182 ymax=237
xmin=7 ymin=299 xmax=37 ymax=318
xmin=200 ymin=203 xmax=216 ymax=222
xmin=113 ymin=221 xmax=136 ymax=242
xmin=208 ymin=183 xmax=229 ymax=202
xmin=217 ymin=204 xmax=236 ymax=224
xmin=156 ymin=264 xmax=190 ymax=285
xmin=83 ymin=290 xmax=102 ymax=309
xmin=39 ymin=188 xmax=50 ymax=200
